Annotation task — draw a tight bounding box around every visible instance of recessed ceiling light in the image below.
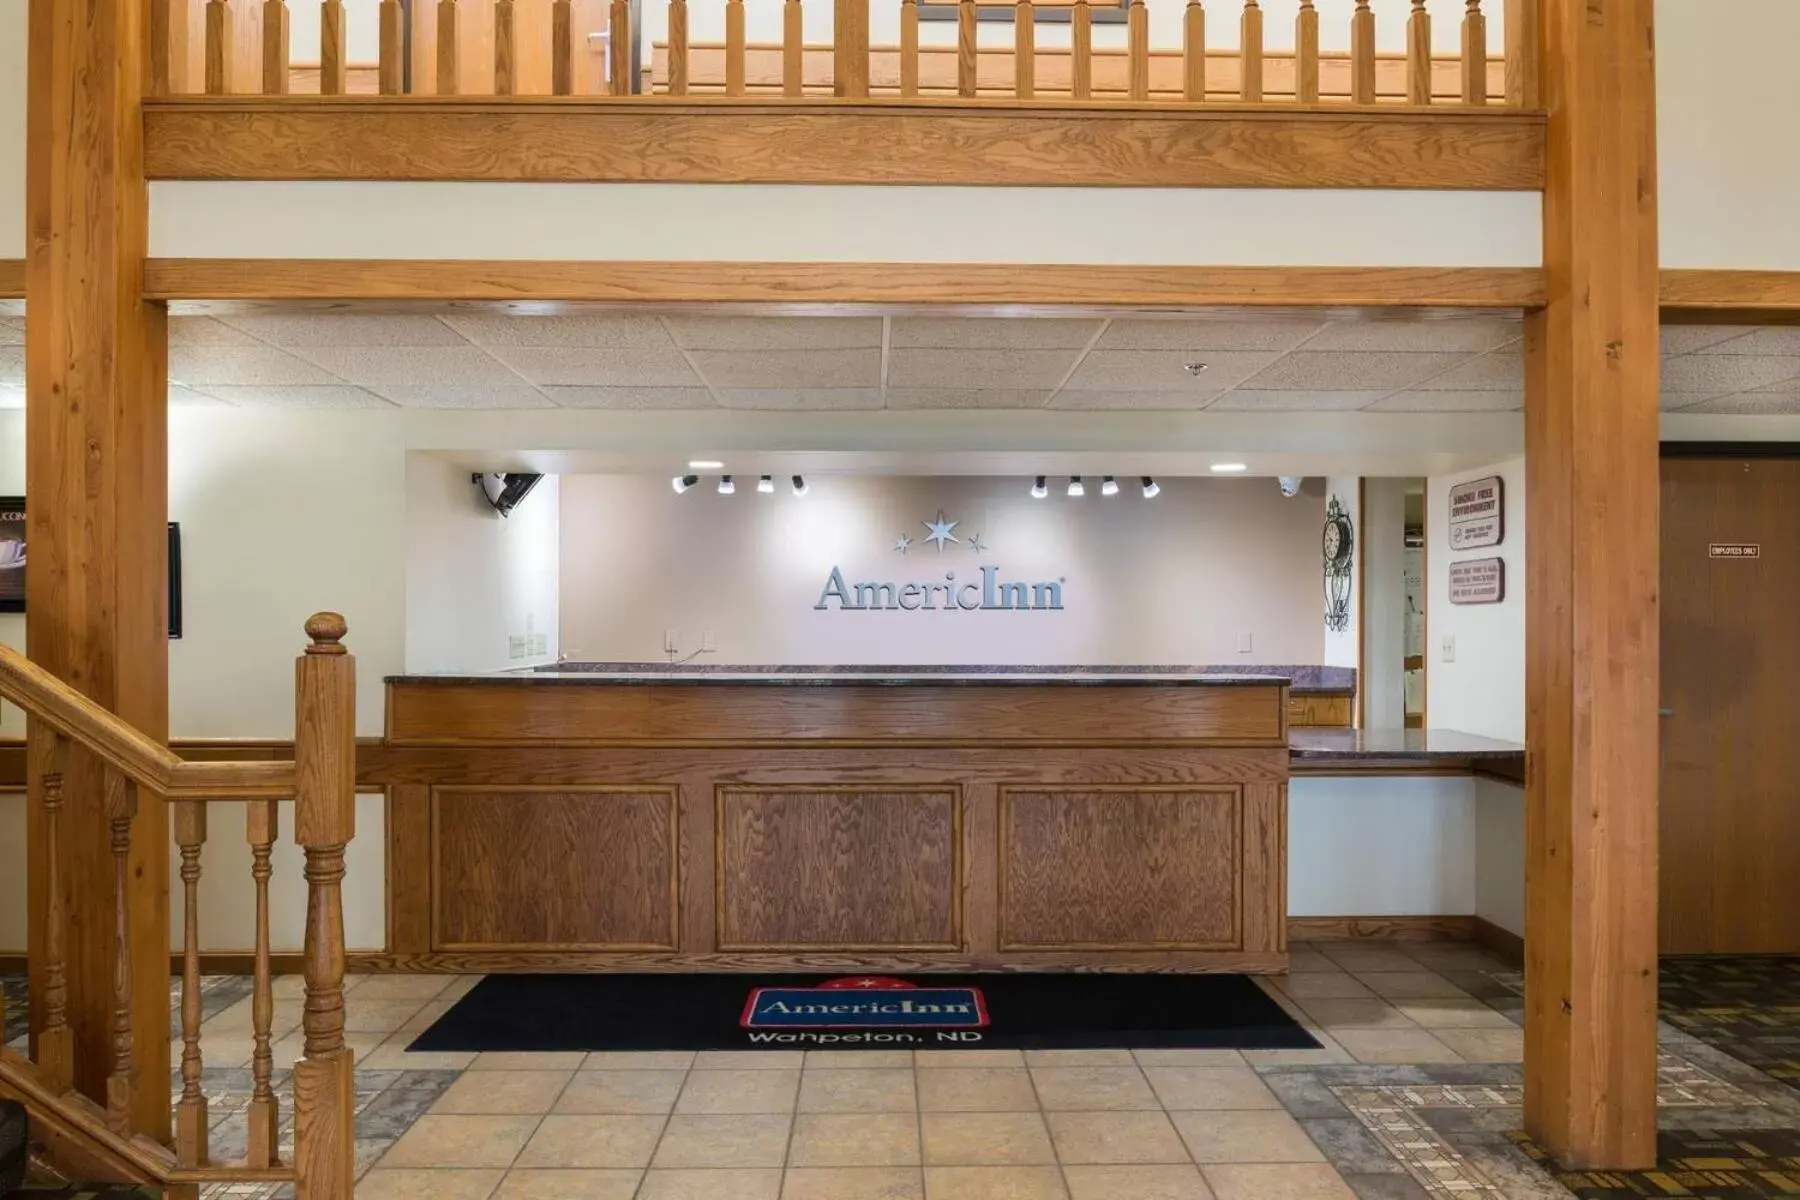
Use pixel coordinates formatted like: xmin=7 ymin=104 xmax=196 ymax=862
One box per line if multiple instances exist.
xmin=1210 ymin=462 xmax=1249 ymax=474
xmin=689 ymin=459 xmax=724 ymax=470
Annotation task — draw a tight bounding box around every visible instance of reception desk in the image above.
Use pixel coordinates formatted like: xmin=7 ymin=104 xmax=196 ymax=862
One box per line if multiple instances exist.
xmin=374 ymin=669 xmax=1292 ymax=972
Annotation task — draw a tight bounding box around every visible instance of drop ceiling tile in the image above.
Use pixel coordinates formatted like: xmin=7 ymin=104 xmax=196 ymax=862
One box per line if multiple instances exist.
xmin=1662 ymin=325 xmax=1758 ymax=355
xmin=1692 ymin=327 xmax=1800 ymax=356
xmin=883 ymin=389 xmax=1052 ymax=409
xmin=287 ymin=345 xmax=521 ymax=387
xmin=1301 ymin=317 xmax=1521 ymax=353
xmin=888 ymin=318 xmax=1102 ymax=350
xmin=168 ymin=315 xmax=263 ymax=347
xmin=168 ymin=385 xmax=233 ymax=406
xmin=481 ymin=347 xmax=702 ymax=387
xmin=196 ymin=385 xmax=394 ymax=408
xmin=886 ymin=348 xmax=1080 ymax=390
xmin=1392 ymin=350 xmax=1522 ymax=391
xmin=1208 ymin=390 xmax=1391 ymax=412
xmin=1678 ymin=392 xmax=1800 ymax=415
xmin=0 ymin=347 xmax=22 ymax=384
xmin=0 ymin=317 xmax=23 ymax=346
xmin=1094 ymin=318 xmax=1322 ymax=352
xmin=1366 ymin=390 xmax=1522 ymax=412
xmin=372 ymin=384 xmax=552 ymax=408
xmin=1048 ymin=389 xmax=1227 ymax=410
xmin=1661 ymin=354 xmax=1800 ymax=394
xmin=544 ymin=386 xmax=718 ymax=409
xmin=217 ymin=314 xmax=466 ymax=347
xmin=714 ymin=388 xmax=884 ymax=411
xmin=690 ymin=348 xmax=881 ymax=389
xmin=1658 ymin=392 xmax=1725 ymax=411
xmin=1062 ymin=350 xmax=1280 ymax=392
xmin=169 ymin=345 xmax=342 ymax=386
xmin=444 ymin=313 xmax=677 ymax=349
xmin=663 ymin=316 xmax=882 ymax=350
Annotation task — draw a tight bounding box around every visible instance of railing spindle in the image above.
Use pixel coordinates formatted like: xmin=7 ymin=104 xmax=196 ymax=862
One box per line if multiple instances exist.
xmin=204 ymin=0 xmax=231 ymax=94
xmin=1071 ymin=0 xmax=1091 ymax=100
xmin=175 ymin=799 xmax=207 ymax=1168
xmin=150 ymin=0 xmax=179 ymax=95
xmin=33 ymin=729 xmax=73 ymax=1095
xmin=380 ymin=0 xmax=404 ymax=92
xmin=552 ymin=0 xmax=573 ymax=94
xmin=1350 ymin=0 xmax=1375 ymax=104
xmin=957 ymin=0 xmax=976 ymax=98
xmin=899 ymin=0 xmax=918 ymax=96
xmin=1462 ymin=0 xmax=1487 ymax=104
xmin=1296 ymin=0 xmax=1318 ymax=103
xmin=320 ymin=0 xmax=346 ymax=94
xmin=263 ymin=0 xmax=290 ymax=93
xmin=104 ymin=771 xmax=137 ymax=1136
xmin=786 ymin=0 xmax=806 ymax=96
xmin=247 ymin=799 xmax=280 ymax=1168
xmin=1183 ymin=0 xmax=1204 ymax=102
xmin=1505 ymin=0 xmax=1539 ymax=106
xmin=726 ymin=0 xmax=746 ymax=95
xmin=437 ymin=0 xmax=459 ymax=93
xmin=1407 ymin=0 xmax=1430 ymax=104
xmin=1014 ymin=0 xmax=1033 ymax=100
xmin=1128 ymin=0 xmax=1148 ymax=100
xmin=1238 ymin=0 xmax=1261 ymax=102
xmin=494 ymin=0 xmax=516 ymax=94
xmin=609 ymin=0 xmax=632 ymax=93
xmin=668 ymin=0 xmax=689 ymax=94
xmin=835 ymin=0 xmax=869 ymax=97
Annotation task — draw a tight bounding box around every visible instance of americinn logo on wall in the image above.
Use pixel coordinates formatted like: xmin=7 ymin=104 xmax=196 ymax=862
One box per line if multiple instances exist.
xmin=814 ymin=510 xmax=1067 ymax=612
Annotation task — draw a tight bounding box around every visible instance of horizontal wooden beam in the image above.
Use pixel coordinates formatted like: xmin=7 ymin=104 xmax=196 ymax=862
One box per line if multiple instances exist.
xmin=143 ymin=98 xmax=1545 ymax=189
xmin=142 ymin=260 xmax=1548 ymax=307
xmin=0 ymin=260 xmax=22 ymax=299
xmin=1661 ymin=269 xmax=1800 ymax=323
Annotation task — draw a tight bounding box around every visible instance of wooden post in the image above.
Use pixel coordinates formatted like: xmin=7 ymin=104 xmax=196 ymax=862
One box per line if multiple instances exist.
xmin=26 ymin=0 xmax=172 ymax=1135
xmin=1407 ymin=0 xmax=1431 ymax=104
xmin=1524 ymin=0 xmax=1659 ymax=1171
xmin=29 ymin=729 xmax=72 ymax=1095
xmin=1350 ymin=0 xmax=1375 ymax=104
xmin=1014 ymin=0 xmax=1033 ymax=100
xmin=957 ymin=0 xmax=977 ymax=98
xmin=1128 ymin=0 xmax=1148 ymax=101
xmin=551 ymin=0 xmax=573 ymax=94
xmin=608 ymin=0 xmax=631 ymax=94
xmin=246 ymin=799 xmax=280 ymax=1168
xmin=667 ymin=0 xmax=688 ymax=94
xmin=898 ymin=0 xmax=917 ymax=97
xmin=1238 ymin=0 xmax=1261 ymax=102
xmin=494 ymin=0 xmax=516 ymax=94
xmin=263 ymin=0 xmax=290 ymax=94
xmin=1183 ymin=0 xmax=1204 ymax=102
xmin=1071 ymin=0 xmax=1091 ymax=99
xmin=292 ymin=614 xmax=357 ymax=1200
xmin=104 ymin=772 xmax=137 ymax=1136
xmin=175 ymin=799 xmax=207 ymax=1168
xmin=725 ymin=0 xmax=746 ymax=95
xmin=1296 ymin=0 xmax=1318 ymax=103
xmin=205 ymin=0 xmax=232 ymax=94
xmin=438 ymin=0 xmax=460 ymax=93
xmin=1506 ymin=0 xmax=1540 ymax=106
xmin=320 ymin=0 xmax=346 ymax=93
xmin=1462 ymin=0 xmax=1487 ymax=104
xmin=786 ymin=0 xmax=806 ymax=96
xmin=835 ymin=0 xmax=869 ymax=97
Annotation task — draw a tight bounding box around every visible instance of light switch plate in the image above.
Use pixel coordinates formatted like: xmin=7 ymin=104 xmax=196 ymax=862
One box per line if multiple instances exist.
xmin=1236 ymin=632 xmax=1253 ymax=654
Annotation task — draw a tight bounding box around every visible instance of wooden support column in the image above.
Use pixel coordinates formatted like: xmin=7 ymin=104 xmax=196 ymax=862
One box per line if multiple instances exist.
xmin=1523 ymin=0 xmax=1658 ymax=1172
xmin=25 ymin=0 xmax=171 ymax=1138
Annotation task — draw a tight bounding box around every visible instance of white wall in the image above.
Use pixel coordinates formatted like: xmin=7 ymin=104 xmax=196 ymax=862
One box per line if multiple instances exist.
xmin=1321 ymin=476 xmax=1358 ymax=682
xmin=1425 ymin=456 xmax=1523 ymax=741
xmin=1474 ymin=776 xmax=1524 ymax=936
xmin=1289 ymin=774 xmax=1476 ymax=917
xmin=1361 ymin=477 xmax=1408 ymax=729
xmin=0 ymin=0 xmax=23 ymax=261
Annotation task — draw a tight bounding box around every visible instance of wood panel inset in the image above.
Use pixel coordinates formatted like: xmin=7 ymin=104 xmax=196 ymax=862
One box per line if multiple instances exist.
xmin=1000 ymin=787 xmax=1240 ymax=950
xmin=717 ymin=787 xmax=961 ymax=951
xmin=431 ymin=786 xmax=678 ymax=950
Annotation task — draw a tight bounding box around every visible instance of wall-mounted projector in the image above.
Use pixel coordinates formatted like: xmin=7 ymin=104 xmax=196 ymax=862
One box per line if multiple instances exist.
xmin=472 ymin=472 xmax=543 ymax=518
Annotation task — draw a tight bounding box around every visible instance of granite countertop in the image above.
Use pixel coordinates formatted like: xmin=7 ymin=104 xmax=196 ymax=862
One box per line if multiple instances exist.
xmin=386 ymin=663 xmax=1354 ymax=691
xmin=1289 ymin=727 xmax=1526 ymax=761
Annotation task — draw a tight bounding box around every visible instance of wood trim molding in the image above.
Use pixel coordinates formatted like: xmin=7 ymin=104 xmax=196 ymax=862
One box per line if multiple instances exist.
xmin=1471 ymin=916 xmax=1525 ymax=966
xmin=141 ymin=260 xmax=1549 ymax=308
xmin=1661 ymin=269 xmax=1800 ymax=323
xmin=142 ymin=100 xmax=1546 ymax=189
xmin=0 ymin=260 xmax=22 ymax=299
xmin=1287 ymin=915 xmax=1477 ymax=942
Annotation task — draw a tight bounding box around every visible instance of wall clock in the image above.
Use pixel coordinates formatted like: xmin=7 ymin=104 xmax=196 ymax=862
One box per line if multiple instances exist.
xmin=1323 ymin=495 xmax=1354 ymax=633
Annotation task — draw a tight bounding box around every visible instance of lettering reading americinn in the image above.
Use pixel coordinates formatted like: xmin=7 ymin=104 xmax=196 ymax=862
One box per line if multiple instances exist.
xmin=815 ymin=509 xmax=1067 ymax=611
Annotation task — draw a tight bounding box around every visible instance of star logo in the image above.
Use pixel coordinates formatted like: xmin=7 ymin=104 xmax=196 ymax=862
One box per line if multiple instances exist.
xmin=922 ymin=510 xmax=960 ymax=552
xmin=967 ymin=534 xmax=987 ymax=554
xmin=893 ymin=535 xmax=912 ymax=555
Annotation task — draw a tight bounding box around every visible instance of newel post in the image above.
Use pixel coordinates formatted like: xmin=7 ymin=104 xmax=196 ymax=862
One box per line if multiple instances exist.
xmin=291 ymin=613 xmax=356 ymax=1200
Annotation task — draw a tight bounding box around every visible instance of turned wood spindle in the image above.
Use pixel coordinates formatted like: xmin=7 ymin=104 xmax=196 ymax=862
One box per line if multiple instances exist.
xmin=1238 ymin=0 xmax=1261 ymax=103
xmin=552 ymin=0 xmax=574 ymax=95
xmin=957 ymin=0 xmax=977 ymax=98
xmin=785 ymin=0 xmax=806 ymax=96
xmin=609 ymin=0 xmax=632 ymax=94
xmin=494 ymin=0 xmax=517 ymax=94
xmin=104 ymin=772 xmax=138 ymax=1136
xmin=1296 ymin=0 xmax=1319 ymax=104
xmin=1014 ymin=0 xmax=1034 ymax=100
xmin=1071 ymin=0 xmax=1091 ymax=100
xmin=1407 ymin=0 xmax=1431 ymax=105
xmin=726 ymin=0 xmax=746 ymax=96
xmin=438 ymin=0 xmax=461 ymax=94
xmin=176 ymin=799 xmax=208 ymax=1168
xmin=247 ymin=799 xmax=281 ymax=1168
xmin=1128 ymin=0 xmax=1149 ymax=101
xmin=834 ymin=0 xmax=868 ymax=98
xmin=204 ymin=0 xmax=232 ymax=94
xmin=320 ymin=0 xmax=347 ymax=94
xmin=1183 ymin=0 xmax=1205 ymax=103
xmin=33 ymin=732 xmax=72 ymax=1094
xmin=668 ymin=0 xmax=689 ymax=95
xmin=379 ymin=0 xmax=404 ymax=92
xmin=1462 ymin=0 xmax=1488 ymax=105
xmin=1350 ymin=0 xmax=1375 ymax=105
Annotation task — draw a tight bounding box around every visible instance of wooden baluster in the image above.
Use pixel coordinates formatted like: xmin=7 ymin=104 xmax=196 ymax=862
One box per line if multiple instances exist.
xmin=1296 ymin=0 xmax=1318 ymax=103
xmin=104 ymin=771 xmax=138 ymax=1136
xmin=150 ymin=0 xmax=182 ymax=95
xmin=898 ymin=0 xmax=918 ymax=96
xmin=1127 ymin=0 xmax=1148 ymax=100
xmin=1407 ymin=0 xmax=1430 ymax=104
xmin=1461 ymin=0 xmax=1487 ymax=104
xmin=668 ymin=0 xmax=689 ymax=94
xmin=1183 ymin=0 xmax=1204 ymax=102
xmin=835 ymin=0 xmax=869 ymax=97
xmin=609 ymin=0 xmax=632 ymax=94
xmin=726 ymin=0 xmax=746 ymax=95
xmin=204 ymin=0 xmax=231 ymax=93
xmin=263 ymin=0 xmax=290 ymax=93
xmin=1071 ymin=0 xmax=1091 ymax=100
xmin=1505 ymin=0 xmax=1539 ymax=107
xmin=1350 ymin=0 xmax=1375 ymax=104
xmin=321 ymin=0 xmax=347 ymax=94
xmin=957 ymin=0 xmax=976 ymax=98
xmin=785 ymin=0 xmax=806 ymax=96
xmin=552 ymin=0 xmax=574 ymax=94
xmin=438 ymin=0 xmax=460 ymax=93
xmin=1238 ymin=0 xmax=1261 ymax=102
xmin=380 ymin=0 xmax=405 ymax=92
xmin=292 ymin=614 xmax=358 ymax=1200
xmin=33 ymin=730 xmax=72 ymax=1095
xmin=246 ymin=799 xmax=280 ymax=1168
xmin=175 ymin=799 xmax=208 ymax=1168
xmin=1014 ymin=0 xmax=1033 ymax=100
xmin=494 ymin=0 xmax=516 ymax=94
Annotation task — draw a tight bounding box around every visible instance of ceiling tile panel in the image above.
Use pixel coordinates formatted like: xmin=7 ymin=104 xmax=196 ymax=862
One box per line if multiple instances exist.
xmin=485 ymin=347 xmax=703 ymax=387
xmin=0 ymin=317 xmax=25 ymax=347
xmin=169 ymin=316 xmax=263 ymax=347
xmin=714 ymin=389 xmax=884 ymax=411
xmin=195 ymin=385 xmax=395 ymax=408
xmin=1658 ymin=392 xmax=1725 ymax=411
xmin=1095 ymin=318 xmax=1322 ymax=352
xmin=372 ymin=384 xmax=552 ymax=408
xmin=544 ymin=386 xmax=718 ymax=409
xmin=690 ymin=348 xmax=881 ymax=389
xmin=1048 ymin=389 xmax=1227 ymax=410
xmin=1063 ymin=350 xmax=1280 ymax=392
xmin=883 ymin=389 xmax=1053 ymax=409
xmin=1392 ymin=350 xmax=1522 ymax=391
xmin=444 ymin=313 xmax=676 ymax=349
xmin=1300 ymin=317 xmax=1520 ymax=353
xmin=168 ymin=384 xmax=230 ymax=406
xmin=1208 ymin=390 xmax=1391 ymax=411
xmin=1240 ymin=350 xmax=1473 ymax=391
xmin=218 ymin=314 xmax=466 ymax=347
xmin=889 ymin=318 xmax=1102 ymax=349
xmin=1677 ymin=392 xmax=1800 ymax=415
xmin=886 ymin=348 xmax=1081 ymax=390
xmin=663 ymin=316 xmax=882 ymax=350
xmin=0 ymin=347 xmax=22 ymax=385
xmin=289 ymin=345 xmax=522 ymax=387
xmin=1661 ymin=325 xmax=1759 ymax=355
xmin=169 ymin=345 xmax=343 ymax=386
xmin=1691 ymin=327 xmax=1800 ymax=356
xmin=1366 ymin=390 xmax=1522 ymax=412
xmin=1660 ymin=354 xmax=1800 ymax=395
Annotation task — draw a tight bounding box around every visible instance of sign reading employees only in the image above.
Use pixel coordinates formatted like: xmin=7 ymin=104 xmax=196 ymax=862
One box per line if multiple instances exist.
xmin=1709 ymin=543 xmax=1761 ymax=559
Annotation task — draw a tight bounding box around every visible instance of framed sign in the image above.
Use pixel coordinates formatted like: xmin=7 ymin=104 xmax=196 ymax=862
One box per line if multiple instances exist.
xmin=920 ymin=0 xmax=1128 ymax=22
xmin=0 ymin=497 xmax=21 ymax=614
xmin=1448 ymin=476 xmax=1504 ymax=551
xmin=1709 ymin=543 xmax=1761 ymax=560
xmin=1449 ymin=557 xmax=1506 ymax=606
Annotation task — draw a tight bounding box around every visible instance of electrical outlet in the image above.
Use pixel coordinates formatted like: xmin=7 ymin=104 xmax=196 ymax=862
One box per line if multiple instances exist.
xmin=1236 ymin=632 xmax=1253 ymax=654
xmin=1441 ymin=635 xmax=1456 ymax=663
xmin=664 ymin=629 xmax=680 ymax=653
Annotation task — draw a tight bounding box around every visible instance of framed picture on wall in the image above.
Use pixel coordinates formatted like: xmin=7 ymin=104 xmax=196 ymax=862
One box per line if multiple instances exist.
xmin=0 ymin=497 xmax=22 ymax=614
xmin=920 ymin=0 xmax=1128 ymax=22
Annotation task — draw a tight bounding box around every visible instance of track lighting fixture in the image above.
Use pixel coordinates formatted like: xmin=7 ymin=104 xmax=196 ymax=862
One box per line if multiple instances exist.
xmin=1141 ymin=477 xmax=1160 ymax=498
xmin=1031 ymin=476 xmax=1048 ymax=499
xmin=718 ymin=475 xmax=736 ymax=495
xmin=758 ymin=475 xmax=775 ymax=494
xmin=791 ymin=475 xmax=809 ymax=496
xmin=672 ymin=474 xmax=699 ymax=494
xmin=1100 ymin=476 xmax=1119 ymax=497
xmin=1067 ymin=476 xmax=1085 ymax=497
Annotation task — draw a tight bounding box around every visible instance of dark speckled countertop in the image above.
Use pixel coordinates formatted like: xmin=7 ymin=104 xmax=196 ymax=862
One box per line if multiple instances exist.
xmin=1290 ymin=727 xmax=1525 ymax=762
xmin=386 ymin=663 xmax=1354 ymax=692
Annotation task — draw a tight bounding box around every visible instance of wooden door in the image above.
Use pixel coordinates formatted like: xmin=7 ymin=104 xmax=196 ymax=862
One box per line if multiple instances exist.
xmin=1660 ymin=456 xmax=1800 ymax=953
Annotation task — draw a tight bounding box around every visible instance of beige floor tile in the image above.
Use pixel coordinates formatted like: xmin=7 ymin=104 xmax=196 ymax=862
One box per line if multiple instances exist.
xmin=922 ymin=1112 xmax=1057 ymax=1166
xmin=515 ymin=1114 xmax=667 ymax=1169
xmin=1284 ymin=950 xmax=1339 ymax=973
xmin=362 ymin=1034 xmax=477 ymax=1072
xmin=1169 ymin=1110 xmax=1324 ymax=1165
xmin=201 ymin=995 xmax=303 ymax=1036
xmin=1294 ymin=998 xmax=1418 ymax=1031
xmin=638 ymin=1168 xmax=783 ymax=1200
xmin=269 ymin=1030 xmax=386 ymax=1071
xmin=783 ymin=1167 xmax=924 ymax=1199
xmin=355 ymin=1169 xmax=505 ymax=1199
xmin=1064 ymin=1165 xmax=1214 ymax=1200
xmin=1029 ymin=1066 xmax=1157 ymax=1111
xmin=586 ymin=1051 xmax=697 ymax=1070
xmin=1401 ymin=945 xmax=1515 ymax=972
xmin=556 ymin=1069 xmax=687 ymax=1114
xmin=492 ymin=1169 xmax=642 ymax=1199
xmin=183 ymin=1034 xmax=255 ymax=1069
xmin=1275 ymin=974 xmax=1373 ymax=1000
xmin=695 ymin=1050 xmax=806 ymax=1070
xmin=1130 ymin=1050 xmax=1245 ymax=1068
xmin=806 ymin=1050 xmax=916 ymax=1069
xmin=1317 ymin=947 xmax=1419 ymax=972
xmin=1353 ymin=972 xmax=1469 ymax=1001
xmin=1431 ymin=1026 xmax=1525 ymax=1062
xmin=350 ymin=974 xmax=456 ymax=1001
xmin=798 ymin=1067 xmax=917 ymax=1113
xmin=432 ymin=1069 xmax=575 ymax=1115
xmin=677 ymin=1068 xmax=801 ymax=1114
xmin=653 ymin=1115 xmax=794 ymax=1168
xmin=471 ymin=1051 xmax=591 ymax=1071
xmin=441 ymin=975 xmax=483 ymax=1000
xmin=789 ymin=1113 xmax=922 ymax=1167
xmin=924 ymin=1166 xmax=1070 ymax=1199
xmin=917 ymin=1067 xmax=1038 ymax=1112
xmin=1200 ymin=1163 xmax=1355 ymax=1199
xmin=378 ymin=1115 xmax=541 ymax=1169
xmin=1023 ymin=1049 xmax=1135 ymax=1067
xmin=344 ymin=999 xmax=434 ymax=1034
xmin=1143 ymin=1067 xmax=1279 ymax=1111
xmin=1241 ymin=1034 xmax=1354 ymax=1068
xmin=1045 ymin=1111 xmax=1189 ymax=1165
xmin=1393 ymin=998 xmax=1519 ymax=1029
xmin=1330 ymin=1028 xmax=1463 ymax=1064
xmin=915 ymin=1049 xmax=1026 ymax=1068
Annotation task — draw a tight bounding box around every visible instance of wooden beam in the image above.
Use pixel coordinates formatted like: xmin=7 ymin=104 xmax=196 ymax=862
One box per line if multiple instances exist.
xmin=142 ymin=99 xmax=1545 ymax=189
xmin=27 ymin=0 xmax=171 ymax=1139
xmin=142 ymin=261 xmax=1547 ymax=307
xmin=1661 ymin=268 xmax=1800 ymax=322
xmin=1523 ymin=0 xmax=1659 ymax=1172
